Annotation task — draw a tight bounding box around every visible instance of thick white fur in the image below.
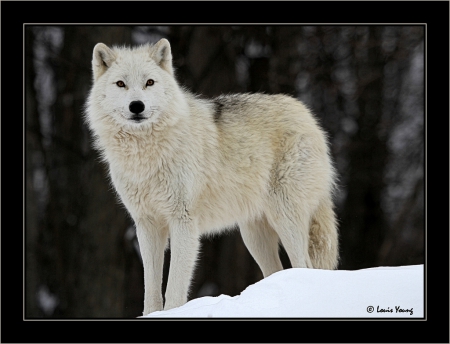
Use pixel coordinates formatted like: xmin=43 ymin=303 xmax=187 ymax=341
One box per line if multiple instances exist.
xmin=85 ymin=39 xmax=339 ymax=315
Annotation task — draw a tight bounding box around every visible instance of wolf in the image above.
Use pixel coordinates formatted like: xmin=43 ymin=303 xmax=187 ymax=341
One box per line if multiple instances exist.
xmin=85 ymin=38 xmax=339 ymax=315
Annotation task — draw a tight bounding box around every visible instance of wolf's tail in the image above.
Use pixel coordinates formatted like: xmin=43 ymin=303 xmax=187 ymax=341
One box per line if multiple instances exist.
xmin=308 ymin=197 xmax=339 ymax=269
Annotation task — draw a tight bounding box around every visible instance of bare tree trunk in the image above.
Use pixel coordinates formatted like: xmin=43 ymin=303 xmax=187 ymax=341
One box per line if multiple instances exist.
xmin=376 ymin=27 xmax=425 ymax=266
xmin=340 ymin=27 xmax=389 ymax=269
xmin=269 ymin=26 xmax=301 ymax=96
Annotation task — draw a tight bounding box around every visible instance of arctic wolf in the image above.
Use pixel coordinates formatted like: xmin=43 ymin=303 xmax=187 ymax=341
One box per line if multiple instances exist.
xmin=85 ymin=39 xmax=339 ymax=315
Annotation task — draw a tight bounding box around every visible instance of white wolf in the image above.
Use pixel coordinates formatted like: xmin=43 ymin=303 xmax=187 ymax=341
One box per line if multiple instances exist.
xmin=85 ymin=39 xmax=339 ymax=315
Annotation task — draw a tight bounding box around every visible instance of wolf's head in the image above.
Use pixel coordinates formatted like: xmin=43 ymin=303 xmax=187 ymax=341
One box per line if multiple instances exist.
xmin=87 ymin=39 xmax=184 ymax=129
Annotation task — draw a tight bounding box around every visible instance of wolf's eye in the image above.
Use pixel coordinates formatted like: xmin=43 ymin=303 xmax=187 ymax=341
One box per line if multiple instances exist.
xmin=116 ymin=81 xmax=125 ymax=87
xmin=146 ymin=79 xmax=155 ymax=86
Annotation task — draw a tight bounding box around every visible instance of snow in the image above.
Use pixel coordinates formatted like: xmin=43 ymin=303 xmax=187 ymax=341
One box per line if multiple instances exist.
xmin=142 ymin=264 xmax=424 ymax=318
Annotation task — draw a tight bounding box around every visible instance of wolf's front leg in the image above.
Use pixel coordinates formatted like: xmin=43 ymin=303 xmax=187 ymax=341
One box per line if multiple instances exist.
xmin=135 ymin=218 xmax=168 ymax=316
xmin=164 ymin=219 xmax=200 ymax=310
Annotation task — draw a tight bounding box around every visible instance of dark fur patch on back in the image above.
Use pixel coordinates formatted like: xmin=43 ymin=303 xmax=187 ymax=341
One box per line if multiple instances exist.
xmin=213 ymin=99 xmax=224 ymax=123
xmin=212 ymin=94 xmax=254 ymax=123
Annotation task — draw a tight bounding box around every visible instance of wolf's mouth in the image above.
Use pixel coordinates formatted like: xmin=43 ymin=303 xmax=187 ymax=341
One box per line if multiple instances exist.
xmin=129 ymin=115 xmax=147 ymax=123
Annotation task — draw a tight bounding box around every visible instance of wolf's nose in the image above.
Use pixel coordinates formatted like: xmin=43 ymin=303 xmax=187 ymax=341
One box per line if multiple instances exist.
xmin=129 ymin=101 xmax=145 ymax=114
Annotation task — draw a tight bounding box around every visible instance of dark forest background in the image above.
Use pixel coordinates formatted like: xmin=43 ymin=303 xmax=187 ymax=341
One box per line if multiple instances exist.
xmin=25 ymin=25 xmax=424 ymax=318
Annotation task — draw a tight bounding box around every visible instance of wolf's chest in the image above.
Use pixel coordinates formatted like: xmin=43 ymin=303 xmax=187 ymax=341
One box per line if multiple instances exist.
xmin=108 ymin=141 xmax=189 ymax=218
xmin=109 ymin=160 xmax=175 ymax=218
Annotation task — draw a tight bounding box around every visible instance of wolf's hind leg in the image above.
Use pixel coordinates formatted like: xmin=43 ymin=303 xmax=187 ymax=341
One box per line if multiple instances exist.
xmin=239 ymin=216 xmax=283 ymax=278
xmin=265 ymin=203 xmax=314 ymax=269
xmin=266 ymin=190 xmax=313 ymax=268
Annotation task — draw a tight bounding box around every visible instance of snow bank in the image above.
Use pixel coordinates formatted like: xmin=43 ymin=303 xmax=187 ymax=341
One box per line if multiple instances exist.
xmin=142 ymin=265 xmax=424 ymax=318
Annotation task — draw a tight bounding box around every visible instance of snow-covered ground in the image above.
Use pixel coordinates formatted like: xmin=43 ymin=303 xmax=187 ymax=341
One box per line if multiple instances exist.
xmin=142 ymin=265 xmax=424 ymax=318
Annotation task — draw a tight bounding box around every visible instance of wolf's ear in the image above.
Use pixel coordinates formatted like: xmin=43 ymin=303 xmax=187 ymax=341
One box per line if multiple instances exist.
xmin=92 ymin=43 xmax=116 ymax=81
xmin=150 ymin=39 xmax=173 ymax=75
